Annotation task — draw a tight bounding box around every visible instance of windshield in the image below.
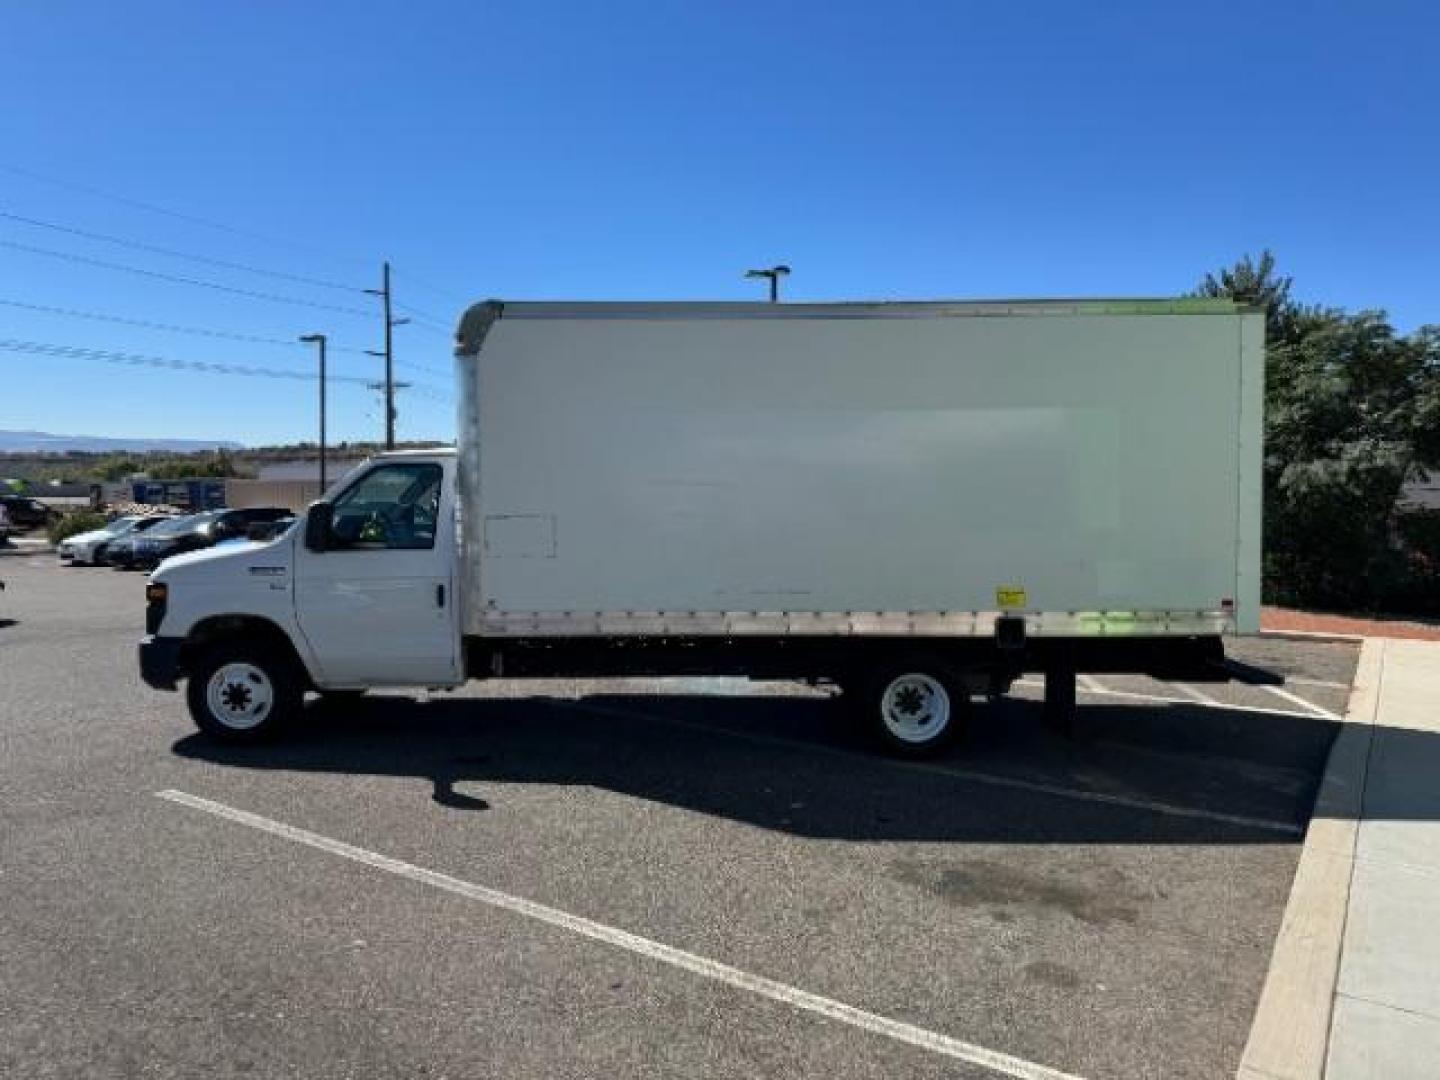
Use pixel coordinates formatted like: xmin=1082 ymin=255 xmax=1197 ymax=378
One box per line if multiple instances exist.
xmin=104 ymin=516 xmax=143 ymax=535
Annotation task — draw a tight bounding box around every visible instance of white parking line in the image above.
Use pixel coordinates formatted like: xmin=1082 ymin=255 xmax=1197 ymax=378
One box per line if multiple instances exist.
xmin=1012 ymin=678 xmax=1326 ymax=721
xmin=156 ymin=789 xmax=1086 ymax=1080
xmin=918 ymin=762 xmax=1302 ymax=835
xmin=1260 ymin=684 xmax=1342 ymax=722
xmin=569 ymin=702 xmax=1303 ymax=836
xmin=1169 ymin=682 xmax=1223 ymax=707
xmin=1282 ymin=676 xmax=1351 ymax=691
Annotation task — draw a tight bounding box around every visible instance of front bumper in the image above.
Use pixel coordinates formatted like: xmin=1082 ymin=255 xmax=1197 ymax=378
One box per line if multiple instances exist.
xmin=139 ymin=635 xmax=184 ymax=690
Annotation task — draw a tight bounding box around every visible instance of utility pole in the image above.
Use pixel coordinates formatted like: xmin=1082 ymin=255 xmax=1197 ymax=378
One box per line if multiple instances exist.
xmin=365 ymin=261 xmax=409 ymax=449
xmin=298 ymin=334 xmax=328 ymax=491
xmin=744 ymin=264 xmax=791 ymax=302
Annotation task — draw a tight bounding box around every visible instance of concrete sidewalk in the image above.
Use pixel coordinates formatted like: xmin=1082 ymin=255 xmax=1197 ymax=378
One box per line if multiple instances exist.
xmin=1327 ymin=638 xmax=1440 ymax=1077
xmin=1242 ymin=636 xmax=1440 ymax=1079
xmin=0 ymin=535 xmax=54 ymax=557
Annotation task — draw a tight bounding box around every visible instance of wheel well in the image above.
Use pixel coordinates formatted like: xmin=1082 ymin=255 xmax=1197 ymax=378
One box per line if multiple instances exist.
xmin=180 ymin=616 xmax=314 ymax=689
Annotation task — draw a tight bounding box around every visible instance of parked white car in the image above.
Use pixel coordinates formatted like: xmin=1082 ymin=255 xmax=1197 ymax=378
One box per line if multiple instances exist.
xmin=58 ymin=515 xmax=160 ymax=565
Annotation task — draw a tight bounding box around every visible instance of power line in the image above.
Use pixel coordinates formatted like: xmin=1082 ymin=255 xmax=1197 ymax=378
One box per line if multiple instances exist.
xmin=399 ymin=315 xmax=454 ymax=335
xmin=0 ymin=210 xmax=363 ymax=292
xmin=365 ymin=377 xmax=451 ymax=406
xmin=396 ymin=317 xmax=453 ymax=338
xmin=0 ymin=161 xmax=370 ymax=271
xmin=396 ymin=357 xmax=453 ymax=380
xmin=0 ymin=336 xmax=453 ymax=401
xmin=391 ymin=266 xmax=471 ymax=306
xmin=0 ymin=337 xmax=376 ymax=384
xmin=393 ymin=299 xmax=452 ymax=326
xmin=0 ymin=239 xmax=375 ymax=317
xmin=0 ymin=296 xmax=372 ymax=355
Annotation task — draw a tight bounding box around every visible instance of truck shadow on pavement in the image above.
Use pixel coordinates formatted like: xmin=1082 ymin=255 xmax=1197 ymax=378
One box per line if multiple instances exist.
xmin=169 ymin=686 xmax=1380 ymax=845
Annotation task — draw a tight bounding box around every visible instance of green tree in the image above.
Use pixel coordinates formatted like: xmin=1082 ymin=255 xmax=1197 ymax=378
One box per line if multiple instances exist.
xmin=1195 ymin=250 xmax=1297 ymax=342
xmin=97 ymin=456 xmax=143 ymax=482
xmin=1197 ymin=254 xmax=1440 ymax=609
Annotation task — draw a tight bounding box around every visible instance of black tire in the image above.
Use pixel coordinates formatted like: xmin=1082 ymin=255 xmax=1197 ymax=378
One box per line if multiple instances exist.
xmin=857 ymin=657 xmax=967 ymax=758
xmin=186 ymin=642 xmax=302 ymax=742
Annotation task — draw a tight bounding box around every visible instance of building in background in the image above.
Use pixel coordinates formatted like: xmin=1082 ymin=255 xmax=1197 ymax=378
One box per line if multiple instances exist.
xmin=255 ymin=458 xmax=365 ymax=483
xmin=29 ymin=481 xmax=101 ymax=510
xmin=130 ymin=478 xmax=227 ymax=511
xmin=227 ymin=456 xmax=366 ymax=512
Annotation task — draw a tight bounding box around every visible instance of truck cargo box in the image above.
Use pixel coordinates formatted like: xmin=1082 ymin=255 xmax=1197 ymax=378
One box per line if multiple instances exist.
xmin=454 ymin=299 xmax=1263 ymax=641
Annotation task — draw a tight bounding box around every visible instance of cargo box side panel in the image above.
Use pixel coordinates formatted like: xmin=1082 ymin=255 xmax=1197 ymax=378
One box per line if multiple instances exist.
xmin=464 ymin=311 xmax=1243 ymax=633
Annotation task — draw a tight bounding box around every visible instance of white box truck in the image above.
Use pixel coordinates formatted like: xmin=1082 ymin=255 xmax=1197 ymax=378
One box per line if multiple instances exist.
xmin=140 ymin=298 xmax=1263 ymax=755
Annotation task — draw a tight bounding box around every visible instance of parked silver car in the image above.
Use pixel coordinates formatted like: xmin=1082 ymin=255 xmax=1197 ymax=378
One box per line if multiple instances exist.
xmin=58 ymin=515 xmax=167 ymax=566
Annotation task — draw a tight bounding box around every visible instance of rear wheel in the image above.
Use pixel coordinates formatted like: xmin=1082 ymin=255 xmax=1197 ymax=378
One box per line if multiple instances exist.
xmin=860 ymin=658 xmax=967 ymax=757
xmin=186 ymin=643 xmax=301 ymax=742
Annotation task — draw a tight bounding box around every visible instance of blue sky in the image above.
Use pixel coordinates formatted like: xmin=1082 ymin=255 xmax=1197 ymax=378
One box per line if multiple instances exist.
xmin=2 ymin=1 xmax=1435 ymax=446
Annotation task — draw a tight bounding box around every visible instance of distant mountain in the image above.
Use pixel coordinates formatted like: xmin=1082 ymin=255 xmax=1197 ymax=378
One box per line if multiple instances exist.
xmin=0 ymin=430 xmax=242 ymax=453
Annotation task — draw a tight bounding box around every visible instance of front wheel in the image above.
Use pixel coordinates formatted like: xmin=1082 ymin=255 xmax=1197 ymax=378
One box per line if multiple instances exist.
xmin=186 ymin=644 xmax=301 ymax=742
xmin=859 ymin=659 xmax=967 ymax=758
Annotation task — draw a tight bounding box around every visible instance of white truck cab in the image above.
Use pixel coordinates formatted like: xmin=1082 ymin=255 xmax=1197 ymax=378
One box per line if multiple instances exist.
xmin=141 ymin=450 xmax=462 ymax=737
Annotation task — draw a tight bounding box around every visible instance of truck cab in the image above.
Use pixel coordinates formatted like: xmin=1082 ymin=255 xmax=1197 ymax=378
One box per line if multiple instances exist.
xmin=140 ymin=450 xmax=461 ymax=738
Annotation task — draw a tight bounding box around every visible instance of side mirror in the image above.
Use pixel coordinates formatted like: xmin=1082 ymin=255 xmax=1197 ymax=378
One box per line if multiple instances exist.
xmin=304 ymin=501 xmax=333 ymax=552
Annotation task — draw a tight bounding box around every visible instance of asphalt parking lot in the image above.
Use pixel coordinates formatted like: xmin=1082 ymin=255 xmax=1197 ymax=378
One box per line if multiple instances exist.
xmin=1 ymin=554 xmax=1359 ymax=1079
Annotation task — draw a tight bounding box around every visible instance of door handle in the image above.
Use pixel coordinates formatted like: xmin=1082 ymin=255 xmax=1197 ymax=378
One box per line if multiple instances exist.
xmin=436 ymin=583 xmax=446 ymax=608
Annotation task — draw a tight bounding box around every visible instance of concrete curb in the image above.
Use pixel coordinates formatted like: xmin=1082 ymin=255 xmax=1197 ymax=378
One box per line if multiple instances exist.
xmin=1237 ymin=637 xmax=1385 ymax=1080
xmin=0 ymin=545 xmax=54 ymax=557
xmin=1259 ymin=629 xmax=1367 ymax=645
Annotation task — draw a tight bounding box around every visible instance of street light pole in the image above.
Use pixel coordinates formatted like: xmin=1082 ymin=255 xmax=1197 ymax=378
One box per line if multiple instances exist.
xmin=744 ymin=264 xmax=791 ymax=302
xmin=299 ymin=334 xmax=328 ymax=492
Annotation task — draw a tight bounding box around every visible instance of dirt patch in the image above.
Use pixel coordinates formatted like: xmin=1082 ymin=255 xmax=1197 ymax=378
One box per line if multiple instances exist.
xmin=1263 ymin=606 xmax=1440 ymax=642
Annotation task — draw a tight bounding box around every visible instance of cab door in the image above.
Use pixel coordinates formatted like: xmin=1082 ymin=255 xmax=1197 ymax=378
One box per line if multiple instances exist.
xmin=294 ymin=461 xmax=460 ymax=686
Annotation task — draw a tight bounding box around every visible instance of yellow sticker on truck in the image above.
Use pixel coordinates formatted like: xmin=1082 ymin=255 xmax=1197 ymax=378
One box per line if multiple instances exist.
xmin=995 ymin=585 xmax=1027 ymax=609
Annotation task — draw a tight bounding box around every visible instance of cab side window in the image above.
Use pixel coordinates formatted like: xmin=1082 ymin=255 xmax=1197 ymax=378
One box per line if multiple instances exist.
xmin=329 ymin=464 xmax=443 ymax=551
